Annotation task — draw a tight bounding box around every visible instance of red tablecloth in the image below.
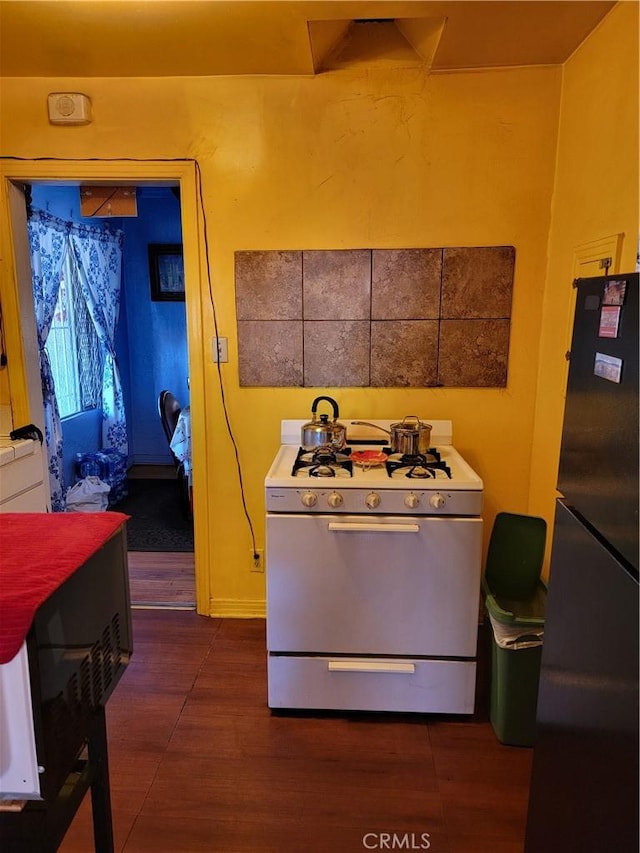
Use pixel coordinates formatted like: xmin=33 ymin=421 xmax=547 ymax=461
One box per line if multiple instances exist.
xmin=0 ymin=512 xmax=129 ymax=665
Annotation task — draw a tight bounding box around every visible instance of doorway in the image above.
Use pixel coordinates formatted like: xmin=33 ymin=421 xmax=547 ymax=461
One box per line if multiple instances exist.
xmin=0 ymin=159 xmax=209 ymax=615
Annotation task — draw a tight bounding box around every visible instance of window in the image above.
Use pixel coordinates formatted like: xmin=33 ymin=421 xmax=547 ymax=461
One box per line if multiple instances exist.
xmin=45 ymin=254 xmax=103 ymax=418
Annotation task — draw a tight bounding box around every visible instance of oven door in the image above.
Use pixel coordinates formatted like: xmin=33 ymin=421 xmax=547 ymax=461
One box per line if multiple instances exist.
xmin=266 ymin=513 xmax=482 ymax=657
xmin=0 ymin=642 xmax=40 ymax=800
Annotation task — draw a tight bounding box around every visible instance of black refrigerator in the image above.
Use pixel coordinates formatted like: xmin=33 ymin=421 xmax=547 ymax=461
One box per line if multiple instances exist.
xmin=524 ymin=273 xmax=639 ymax=853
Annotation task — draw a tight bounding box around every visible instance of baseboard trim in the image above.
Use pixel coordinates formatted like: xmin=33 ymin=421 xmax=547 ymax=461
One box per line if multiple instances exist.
xmin=209 ymin=598 xmax=266 ymax=618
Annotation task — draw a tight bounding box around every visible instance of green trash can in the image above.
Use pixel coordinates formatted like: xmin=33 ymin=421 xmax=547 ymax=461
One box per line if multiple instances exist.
xmin=484 ymin=580 xmax=546 ymax=747
xmin=481 ymin=512 xmax=547 ymax=747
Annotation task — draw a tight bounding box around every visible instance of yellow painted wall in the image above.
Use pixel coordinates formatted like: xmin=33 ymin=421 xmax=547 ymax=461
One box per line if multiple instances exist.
xmin=0 ymin=59 xmax=565 ymax=615
xmin=0 ymin=212 xmax=13 ymax=427
xmin=0 ymin=364 xmax=10 ymax=431
xmin=529 ymin=0 xmax=639 ymax=574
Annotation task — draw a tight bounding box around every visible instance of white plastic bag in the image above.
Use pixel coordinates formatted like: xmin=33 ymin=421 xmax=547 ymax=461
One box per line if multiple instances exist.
xmin=489 ymin=613 xmax=544 ymax=650
xmin=66 ymin=476 xmax=111 ymax=512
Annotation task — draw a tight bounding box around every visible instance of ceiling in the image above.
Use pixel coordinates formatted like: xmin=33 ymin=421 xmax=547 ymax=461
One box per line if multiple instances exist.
xmin=0 ymin=1 xmax=617 ymax=78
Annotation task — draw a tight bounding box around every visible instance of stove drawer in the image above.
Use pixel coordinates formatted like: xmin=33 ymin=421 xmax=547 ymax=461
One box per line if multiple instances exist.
xmin=268 ymin=655 xmax=476 ymax=714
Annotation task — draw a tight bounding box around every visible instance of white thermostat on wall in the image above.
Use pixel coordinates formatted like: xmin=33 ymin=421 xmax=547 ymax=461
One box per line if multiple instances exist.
xmin=47 ymin=92 xmax=92 ymax=125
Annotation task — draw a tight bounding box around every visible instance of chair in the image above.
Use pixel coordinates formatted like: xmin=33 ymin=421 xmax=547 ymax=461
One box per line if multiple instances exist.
xmin=158 ymin=390 xmax=191 ymax=519
xmin=158 ymin=390 xmax=182 ymax=450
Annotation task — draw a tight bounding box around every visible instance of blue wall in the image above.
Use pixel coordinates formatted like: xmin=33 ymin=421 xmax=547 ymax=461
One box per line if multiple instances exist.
xmin=120 ymin=189 xmax=188 ymax=464
xmin=30 ymin=184 xmax=188 ymax=489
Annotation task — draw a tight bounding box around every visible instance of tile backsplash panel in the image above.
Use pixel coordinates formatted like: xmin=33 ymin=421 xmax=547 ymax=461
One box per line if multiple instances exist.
xmin=235 ymin=247 xmax=514 ymax=387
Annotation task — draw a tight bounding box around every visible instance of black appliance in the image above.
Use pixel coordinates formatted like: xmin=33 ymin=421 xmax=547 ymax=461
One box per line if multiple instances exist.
xmin=0 ymin=525 xmax=132 ymax=852
xmin=525 ymin=273 xmax=639 ymax=852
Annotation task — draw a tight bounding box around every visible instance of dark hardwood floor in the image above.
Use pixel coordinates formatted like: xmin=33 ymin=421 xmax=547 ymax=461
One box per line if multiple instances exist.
xmin=59 ymin=612 xmax=532 ymax=853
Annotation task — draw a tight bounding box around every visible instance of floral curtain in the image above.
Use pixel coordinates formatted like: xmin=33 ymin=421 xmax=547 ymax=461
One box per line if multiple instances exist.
xmin=68 ymin=224 xmax=127 ymax=455
xmin=27 ymin=209 xmax=126 ymax=511
xmin=26 ymin=210 xmax=69 ymax=511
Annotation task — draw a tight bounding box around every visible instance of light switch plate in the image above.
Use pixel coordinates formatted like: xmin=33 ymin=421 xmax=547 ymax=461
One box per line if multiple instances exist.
xmin=213 ymin=337 xmax=228 ymax=363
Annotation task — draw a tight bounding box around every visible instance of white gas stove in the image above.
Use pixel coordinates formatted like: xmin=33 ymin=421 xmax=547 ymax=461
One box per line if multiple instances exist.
xmin=265 ymin=419 xmax=482 ymax=516
xmin=265 ymin=418 xmax=484 ymax=715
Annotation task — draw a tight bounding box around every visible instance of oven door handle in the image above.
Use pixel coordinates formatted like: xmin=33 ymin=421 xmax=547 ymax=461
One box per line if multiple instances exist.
xmin=327 ymin=522 xmax=420 ymax=533
xmin=328 ymin=660 xmax=416 ymax=674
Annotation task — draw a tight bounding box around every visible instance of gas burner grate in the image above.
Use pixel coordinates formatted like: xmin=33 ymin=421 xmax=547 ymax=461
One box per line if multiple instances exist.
xmin=309 ymin=464 xmax=336 ymax=478
xmin=292 ymin=447 xmax=353 ymax=478
xmin=386 ymin=450 xmax=451 ymax=480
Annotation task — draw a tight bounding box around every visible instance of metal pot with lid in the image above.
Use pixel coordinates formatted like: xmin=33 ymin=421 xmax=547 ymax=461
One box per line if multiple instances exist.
xmin=352 ymin=416 xmax=432 ymax=456
xmin=301 ymin=396 xmax=347 ymax=451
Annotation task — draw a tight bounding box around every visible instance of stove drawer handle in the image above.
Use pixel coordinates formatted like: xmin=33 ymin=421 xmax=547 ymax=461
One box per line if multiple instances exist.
xmin=327 ymin=522 xmax=419 ymax=533
xmin=328 ymin=660 xmax=416 ymax=674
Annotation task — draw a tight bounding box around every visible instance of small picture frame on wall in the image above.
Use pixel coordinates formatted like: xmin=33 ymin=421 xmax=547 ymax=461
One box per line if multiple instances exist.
xmin=149 ymin=244 xmax=185 ymax=301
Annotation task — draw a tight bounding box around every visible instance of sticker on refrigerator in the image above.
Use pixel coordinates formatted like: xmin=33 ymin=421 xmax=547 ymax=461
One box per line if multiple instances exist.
xmin=602 ymin=279 xmax=627 ymax=305
xmin=594 ymin=352 xmax=623 ymax=383
xmin=598 ymin=305 xmax=621 ymax=338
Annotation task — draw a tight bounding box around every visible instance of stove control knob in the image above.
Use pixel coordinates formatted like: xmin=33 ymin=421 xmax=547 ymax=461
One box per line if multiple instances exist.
xmin=365 ymin=492 xmax=381 ymax=510
xmin=429 ymin=493 xmax=446 ymax=509
xmin=404 ymin=492 xmax=420 ymax=509
xmin=327 ymin=492 xmax=343 ymax=508
xmin=301 ymin=491 xmax=318 ymax=508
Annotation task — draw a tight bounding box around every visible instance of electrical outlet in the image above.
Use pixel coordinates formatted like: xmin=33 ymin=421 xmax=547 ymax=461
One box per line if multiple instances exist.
xmin=213 ymin=336 xmax=228 ymax=363
xmin=250 ymin=549 xmax=264 ymax=572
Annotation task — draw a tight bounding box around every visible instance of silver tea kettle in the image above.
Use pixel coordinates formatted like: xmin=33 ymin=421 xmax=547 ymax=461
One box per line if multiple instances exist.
xmin=301 ymin=396 xmax=347 ymax=451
